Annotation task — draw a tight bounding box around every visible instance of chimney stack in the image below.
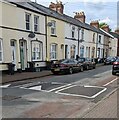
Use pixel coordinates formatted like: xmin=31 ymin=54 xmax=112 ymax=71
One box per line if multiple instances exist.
xmin=101 ymin=25 xmax=109 ymax=33
xmin=49 ymin=1 xmax=64 ymax=14
xmin=49 ymin=2 xmax=57 ymax=11
xmin=90 ymin=20 xmax=99 ymax=29
xmin=74 ymin=11 xmax=86 ymax=23
xmin=115 ymin=29 xmax=119 ymax=34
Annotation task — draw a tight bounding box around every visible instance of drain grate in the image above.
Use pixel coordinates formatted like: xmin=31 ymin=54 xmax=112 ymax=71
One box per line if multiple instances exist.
xmin=2 ymin=95 xmax=21 ymax=101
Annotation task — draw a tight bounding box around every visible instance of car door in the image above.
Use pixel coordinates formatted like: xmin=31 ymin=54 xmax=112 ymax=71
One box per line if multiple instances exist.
xmin=73 ymin=59 xmax=79 ymax=70
xmin=88 ymin=58 xmax=93 ymax=68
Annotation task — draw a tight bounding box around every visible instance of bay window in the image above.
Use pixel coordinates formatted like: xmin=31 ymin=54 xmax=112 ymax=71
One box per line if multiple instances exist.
xmin=32 ymin=41 xmax=42 ymax=61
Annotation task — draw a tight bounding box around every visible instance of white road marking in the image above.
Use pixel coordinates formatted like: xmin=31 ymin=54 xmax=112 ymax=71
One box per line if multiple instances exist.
xmin=0 ymin=84 xmax=11 ymax=88
xmin=84 ymin=85 xmax=106 ymax=89
xmin=55 ymin=84 xmax=77 ymax=93
xmin=55 ymin=85 xmax=107 ymax=99
xmin=91 ymin=87 xmax=107 ymax=98
xmin=48 ymin=84 xmax=72 ymax=92
xmin=28 ymin=85 xmax=42 ymax=90
xmin=103 ymin=78 xmax=118 ymax=86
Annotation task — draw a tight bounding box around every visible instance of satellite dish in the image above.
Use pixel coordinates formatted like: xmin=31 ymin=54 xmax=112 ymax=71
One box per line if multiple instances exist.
xmin=28 ymin=32 xmax=35 ymax=38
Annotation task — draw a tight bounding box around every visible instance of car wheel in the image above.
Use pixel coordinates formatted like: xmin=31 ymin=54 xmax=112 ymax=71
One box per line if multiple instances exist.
xmin=52 ymin=71 xmax=58 ymax=75
xmin=86 ymin=65 xmax=89 ymax=70
xmin=80 ymin=66 xmax=84 ymax=72
xmin=69 ymin=67 xmax=73 ymax=74
xmin=112 ymin=71 xmax=116 ymax=75
xmin=93 ymin=65 xmax=96 ymax=69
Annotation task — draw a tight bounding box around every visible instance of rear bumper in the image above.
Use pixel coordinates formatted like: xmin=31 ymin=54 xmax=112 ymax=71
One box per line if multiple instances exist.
xmin=51 ymin=68 xmax=69 ymax=73
xmin=112 ymin=69 xmax=119 ymax=73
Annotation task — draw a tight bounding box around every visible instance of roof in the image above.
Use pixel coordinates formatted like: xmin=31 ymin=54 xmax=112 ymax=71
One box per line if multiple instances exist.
xmin=110 ymin=32 xmax=119 ymax=39
xmin=100 ymin=29 xmax=114 ymax=38
xmin=9 ymin=1 xmax=47 ymax=15
xmin=29 ymin=2 xmax=105 ymax=34
xmin=7 ymin=1 xmax=109 ymax=36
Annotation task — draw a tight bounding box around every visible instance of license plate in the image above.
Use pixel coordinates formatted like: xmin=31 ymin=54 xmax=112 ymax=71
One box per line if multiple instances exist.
xmin=54 ymin=68 xmax=60 ymax=71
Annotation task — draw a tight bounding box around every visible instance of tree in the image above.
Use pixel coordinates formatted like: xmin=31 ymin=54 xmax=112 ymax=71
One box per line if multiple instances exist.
xmin=99 ymin=22 xmax=108 ymax=28
xmin=99 ymin=22 xmax=112 ymax=32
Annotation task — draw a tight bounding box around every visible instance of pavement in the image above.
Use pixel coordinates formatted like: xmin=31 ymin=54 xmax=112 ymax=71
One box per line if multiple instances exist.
xmin=81 ymin=89 xmax=118 ymax=118
xmin=1 ymin=70 xmax=52 ymax=84
xmin=1 ymin=63 xmax=104 ymax=84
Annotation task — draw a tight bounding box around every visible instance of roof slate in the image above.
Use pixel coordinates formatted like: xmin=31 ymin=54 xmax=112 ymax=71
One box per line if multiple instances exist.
xmin=8 ymin=1 xmax=112 ymax=36
xmin=110 ymin=32 xmax=119 ymax=39
xmin=28 ymin=2 xmax=105 ymax=34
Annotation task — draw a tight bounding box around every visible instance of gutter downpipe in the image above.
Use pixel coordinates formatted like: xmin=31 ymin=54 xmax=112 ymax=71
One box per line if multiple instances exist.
xmin=96 ymin=32 xmax=98 ymax=58
xmin=78 ymin=27 xmax=81 ymax=56
xmin=45 ymin=15 xmax=48 ymax=61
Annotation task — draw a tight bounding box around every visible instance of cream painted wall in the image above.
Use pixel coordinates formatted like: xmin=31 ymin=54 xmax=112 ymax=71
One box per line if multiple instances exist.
xmin=109 ymin=38 xmax=117 ymax=56
xmin=1 ymin=1 xmax=46 ymax=71
xmin=47 ymin=17 xmax=65 ymax=60
xmin=2 ymin=1 xmax=17 ymax=28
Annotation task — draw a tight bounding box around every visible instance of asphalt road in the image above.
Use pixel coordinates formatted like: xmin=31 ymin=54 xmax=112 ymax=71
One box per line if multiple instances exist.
xmin=1 ymin=65 xmax=118 ymax=118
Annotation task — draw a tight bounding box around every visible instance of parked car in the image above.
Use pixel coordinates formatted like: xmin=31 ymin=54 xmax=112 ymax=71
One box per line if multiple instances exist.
xmin=104 ymin=56 xmax=117 ymax=65
xmin=78 ymin=58 xmax=96 ymax=70
xmin=51 ymin=59 xmax=83 ymax=74
xmin=112 ymin=58 xmax=119 ymax=75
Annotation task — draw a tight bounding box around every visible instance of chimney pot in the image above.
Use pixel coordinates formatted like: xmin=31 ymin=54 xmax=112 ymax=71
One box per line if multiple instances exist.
xmin=74 ymin=11 xmax=86 ymax=23
xmin=49 ymin=1 xmax=64 ymax=14
xmin=90 ymin=20 xmax=99 ymax=29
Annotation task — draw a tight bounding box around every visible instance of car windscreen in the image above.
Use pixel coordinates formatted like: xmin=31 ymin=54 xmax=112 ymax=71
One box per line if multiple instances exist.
xmin=78 ymin=58 xmax=85 ymax=62
xmin=116 ymin=59 xmax=119 ymax=62
xmin=55 ymin=59 xmax=68 ymax=64
xmin=107 ymin=57 xmax=114 ymax=60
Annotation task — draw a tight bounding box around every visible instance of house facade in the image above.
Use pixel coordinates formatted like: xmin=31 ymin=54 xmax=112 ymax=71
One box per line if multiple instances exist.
xmin=110 ymin=32 xmax=119 ymax=56
xmin=0 ymin=1 xmax=47 ymax=72
xmin=1 ymin=1 xmax=118 ymax=73
xmin=30 ymin=1 xmax=65 ymax=62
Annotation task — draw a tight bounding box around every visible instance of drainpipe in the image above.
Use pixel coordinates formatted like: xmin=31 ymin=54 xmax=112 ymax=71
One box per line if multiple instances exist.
xmin=96 ymin=32 xmax=98 ymax=58
xmin=78 ymin=27 xmax=81 ymax=56
xmin=45 ymin=15 xmax=48 ymax=61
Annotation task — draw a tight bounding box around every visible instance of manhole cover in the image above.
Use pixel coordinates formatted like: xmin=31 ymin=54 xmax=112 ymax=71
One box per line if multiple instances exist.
xmin=55 ymin=85 xmax=107 ymax=99
xmin=2 ymin=95 xmax=21 ymax=101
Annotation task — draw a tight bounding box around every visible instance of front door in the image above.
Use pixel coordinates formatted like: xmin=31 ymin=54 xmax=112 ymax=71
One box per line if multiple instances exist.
xmin=11 ymin=40 xmax=16 ymax=71
xmin=20 ymin=41 xmax=27 ymax=70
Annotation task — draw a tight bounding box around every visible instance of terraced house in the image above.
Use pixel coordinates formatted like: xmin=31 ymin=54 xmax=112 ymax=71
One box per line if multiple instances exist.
xmin=0 ymin=0 xmax=118 ymax=73
xmin=0 ymin=1 xmax=47 ymax=72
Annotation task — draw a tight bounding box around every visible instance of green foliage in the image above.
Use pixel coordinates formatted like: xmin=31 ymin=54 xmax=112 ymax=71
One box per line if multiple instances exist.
xmin=99 ymin=22 xmax=112 ymax=32
xmin=99 ymin=22 xmax=108 ymax=28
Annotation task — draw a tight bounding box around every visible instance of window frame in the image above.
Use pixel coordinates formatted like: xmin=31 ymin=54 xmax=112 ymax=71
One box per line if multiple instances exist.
xmin=34 ymin=15 xmax=39 ymax=32
xmin=81 ymin=29 xmax=84 ymax=40
xmin=31 ymin=41 xmax=42 ymax=61
xmin=50 ymin=44 xmax=57 ymax=60
xmin=0 ymin=38 xmax=3 ymax=62
xmin=99 ymin=35 xmax=101 ymax=43
xmin=71 ymin=26 xmax=75 ymax=38
xmin=25 ymin=13 xmax=31 ymax=31
xmin=93 ymin=33 xmax=95 ymax=43
xmin=51 ymin=21 xmax=56 ymax=35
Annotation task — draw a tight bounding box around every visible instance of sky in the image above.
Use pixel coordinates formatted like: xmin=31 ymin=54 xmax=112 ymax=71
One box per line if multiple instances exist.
xmin=30 ymin=0 xmax=118 ymax=31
